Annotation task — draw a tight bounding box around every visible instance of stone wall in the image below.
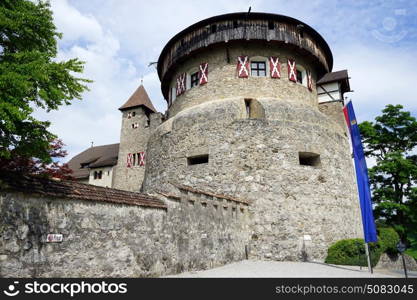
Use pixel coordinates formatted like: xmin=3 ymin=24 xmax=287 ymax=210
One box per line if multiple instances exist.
xmin=0 ymin=188 xmax=249 ymax=277
xmin=167 ymin=43 xmax=319 ymax=118
xmin=318 ymin=101 xmax=347 ymax=132
xmin=113 ymin=108 xmax=162 ymax=192
xmin=375 ymin=253 xmax=417 ymax=271
xmin=143 ymin=97 xmax=363 ymax=262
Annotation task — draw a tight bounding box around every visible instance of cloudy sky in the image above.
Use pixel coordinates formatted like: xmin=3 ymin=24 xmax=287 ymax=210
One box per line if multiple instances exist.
xmin=33 ymin=0 xmax=417 ymax=160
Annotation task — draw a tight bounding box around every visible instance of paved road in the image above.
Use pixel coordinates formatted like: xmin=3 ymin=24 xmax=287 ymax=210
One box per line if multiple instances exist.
xmin=167 ymin=260 xmax=416 ymax=278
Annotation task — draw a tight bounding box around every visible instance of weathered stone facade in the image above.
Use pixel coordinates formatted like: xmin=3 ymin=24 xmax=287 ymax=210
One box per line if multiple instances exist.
xmin=1 ymin=12 xmax=366 ymax=277
xmin=143 ymin=13 xmax=362 ymax=261
xmin=143 ymin=96 xmax=362 ymax=261
xmin=0 ymin=187 xmax=249 ymax=277
xmin=113 ymin=107 xmax=162 ymax=192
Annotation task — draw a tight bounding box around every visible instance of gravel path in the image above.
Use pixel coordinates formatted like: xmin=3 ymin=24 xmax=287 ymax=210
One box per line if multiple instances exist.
xmin=166 ymin=260 xmax=415 ymax=278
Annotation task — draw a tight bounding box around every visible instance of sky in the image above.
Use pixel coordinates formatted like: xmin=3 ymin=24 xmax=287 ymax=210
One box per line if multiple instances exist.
xmin=32 ymin=0 xmax=417 ymax=160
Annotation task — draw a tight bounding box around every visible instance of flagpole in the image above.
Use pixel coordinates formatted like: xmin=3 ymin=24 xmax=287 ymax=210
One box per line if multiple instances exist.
xmin=364 ymin=243 xmax=373 ymax=273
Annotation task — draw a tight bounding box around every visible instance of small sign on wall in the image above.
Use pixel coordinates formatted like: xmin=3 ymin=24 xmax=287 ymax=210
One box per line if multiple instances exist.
xmin=46 ymin=234 xmax=63 ymax=243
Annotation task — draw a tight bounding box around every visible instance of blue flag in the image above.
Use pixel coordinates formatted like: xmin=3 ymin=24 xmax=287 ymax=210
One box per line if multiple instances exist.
xmin=343 ymin=101 xmax=378 ymax=243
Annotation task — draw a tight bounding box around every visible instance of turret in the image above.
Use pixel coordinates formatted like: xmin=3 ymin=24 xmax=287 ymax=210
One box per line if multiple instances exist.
xmin=113 ymin=84 xmax=160 ymax=191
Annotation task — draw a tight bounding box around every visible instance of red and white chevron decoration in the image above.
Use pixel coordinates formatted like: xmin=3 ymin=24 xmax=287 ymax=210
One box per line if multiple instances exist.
xmin=127 ymin=153 xmax=133 ymax=168
xmin=237 ymin=56 xmax=249 ymax=78
xmin=287 ymin=59 xmax=297 ymax=82
xmin=269 ymin=56 xmax=281 ymax=78
xmin=199 ymin=62 xmax=208 ymax=85
xmin=307 ymin=70 xmax=313 ymax=91
xmin=139 ymin=152 xmax=145 ymax=166
xmin=176 ymin=73 xmax=186 ymax=96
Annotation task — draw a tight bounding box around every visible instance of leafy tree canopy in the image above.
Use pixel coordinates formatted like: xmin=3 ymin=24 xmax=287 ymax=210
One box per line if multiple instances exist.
xmin=0 ymin=0 xmax=90 ymax=165
xmin=359 ymin=105 xmax=417 ymax=240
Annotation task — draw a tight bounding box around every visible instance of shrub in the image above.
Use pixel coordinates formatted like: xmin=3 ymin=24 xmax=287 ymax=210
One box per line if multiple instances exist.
xmin=325 ymin=238 xmax=382 ymax=267
xmin=325 ymin=227 xmax=400 ymax=267
xmin=377 ymin=227 xmax=400 ymax=255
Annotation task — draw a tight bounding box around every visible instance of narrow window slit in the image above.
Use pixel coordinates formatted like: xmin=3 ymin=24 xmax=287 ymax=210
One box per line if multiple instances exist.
xmin=187 ymin=154 xmax=209 ymax=166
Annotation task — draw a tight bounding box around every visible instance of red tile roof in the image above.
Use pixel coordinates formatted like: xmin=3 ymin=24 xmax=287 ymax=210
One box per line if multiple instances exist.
xmin=0 ymin=172 xmax=167 ymax=209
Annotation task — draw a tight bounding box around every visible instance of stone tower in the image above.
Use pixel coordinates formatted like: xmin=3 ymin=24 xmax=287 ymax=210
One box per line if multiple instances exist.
xmin=142 ymin=12 xmax=363 ymax=261
xmin=113 ymin=84 xmax=159 ymax=191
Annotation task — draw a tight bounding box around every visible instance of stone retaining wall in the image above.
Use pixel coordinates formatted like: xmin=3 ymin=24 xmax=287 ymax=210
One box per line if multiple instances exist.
xmin=0 ymin=188 xmax=249 ymax=277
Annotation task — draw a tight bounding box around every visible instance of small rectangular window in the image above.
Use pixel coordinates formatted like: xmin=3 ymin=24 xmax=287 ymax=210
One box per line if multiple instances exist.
xmin=233 ymin=20 xmax=238 ymax=29
xmin=211 ymin=24 xmax=217 ymax=34
xmin=299 ymin=152 xmax=321 ymax=167
xmin=244 ymin=98 xmax=252 ymax=118
xmin=191 ymin=72 xmax=199 ymax=88
xmin=251 ymin=61 xmax=266 ymax=77
xmin=187 ymin=154 xmax=209 ymax=166
xmin=297 ymin=70 xmax=303 ymax=84
xmin=268 ymin=21 xmax=274 ymax=30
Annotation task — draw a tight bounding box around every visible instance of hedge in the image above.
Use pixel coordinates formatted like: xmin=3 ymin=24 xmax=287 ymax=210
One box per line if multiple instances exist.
xmin=325 ymin=227 xmax=400 ymax=267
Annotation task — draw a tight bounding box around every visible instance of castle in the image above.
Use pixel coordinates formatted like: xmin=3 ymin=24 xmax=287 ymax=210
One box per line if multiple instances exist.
xmin=1 ymin=12 xmax=362 ymax=277
xmin=69 ymin=11 xmax=362 ymax=259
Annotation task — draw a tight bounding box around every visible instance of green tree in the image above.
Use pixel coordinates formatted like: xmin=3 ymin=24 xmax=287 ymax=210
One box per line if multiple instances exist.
xmin=359 ymin=104 xmax=417 ymax=240
xmin=0 ymin=0 xmax=90 ymax=165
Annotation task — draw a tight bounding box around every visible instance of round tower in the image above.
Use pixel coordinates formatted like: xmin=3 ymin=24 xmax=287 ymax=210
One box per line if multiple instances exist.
xmin=143 ymin=12 xmax=362 ymax=261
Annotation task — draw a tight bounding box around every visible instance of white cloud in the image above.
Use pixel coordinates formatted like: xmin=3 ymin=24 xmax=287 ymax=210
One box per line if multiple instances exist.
xmin=31 ymin=0 xmax=416 ymax=162
xmin=334 ymin=44 xmax=417 ymax=122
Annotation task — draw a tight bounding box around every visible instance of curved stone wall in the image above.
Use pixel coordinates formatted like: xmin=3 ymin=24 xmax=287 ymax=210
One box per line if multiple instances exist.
xmin=167 ymin=43 xmax=319 ymax=118
xmin=143 ymin=98 xmax=362 ymax=261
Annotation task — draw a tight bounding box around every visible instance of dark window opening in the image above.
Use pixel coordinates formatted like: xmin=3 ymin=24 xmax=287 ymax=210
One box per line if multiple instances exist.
xmin=251 ymin=61 xmax=266 ymax=77
xmin=132 ymin=153 xmax=136 ymax=166
xmin=244 ymin=98 xmax=252 ymax=118
xmin=296 ymin=70 xmax=303 ymax=84
xmin=233 ymin=20 xmax=238 ymax=28
xmin=268 ymin=21 xmax=274 ymax=30
xmin=211 ymin=24 xmax=217 ymax=34
xmin=299 ymin=152 xmax=321 ymax=167
xmin=132 ymin=111 xmax=136 ymax=117
xmin=187 ymin=154 xmax=209 ymax=166
xmin=191 ymin=72 xmax=199 ymax=88
xmin=94 ymin=170 xmax=102 ymax=179
xmin=145 ymin=111 xmax=150 ymax=127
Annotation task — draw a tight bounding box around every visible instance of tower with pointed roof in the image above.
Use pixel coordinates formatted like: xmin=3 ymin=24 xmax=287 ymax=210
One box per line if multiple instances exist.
xmin=113 ymin=84 xmax=161 ymax=191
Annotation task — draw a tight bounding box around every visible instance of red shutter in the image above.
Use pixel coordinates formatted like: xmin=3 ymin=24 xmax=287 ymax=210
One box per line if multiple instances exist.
xmin=237 ymin=56 xmax=249 ymax=78
xmin=139 ymin=152 xmax=146 ymax=166
xmin=127 ymin=153 xmax=133 ymax=168
xmin=307 ymin=71 xmax=313 ymax=91
xmin=176 ymin=73 xmax=186 ymax=96
xmin=199 ymin=62 xmax=208 ymax=85
xmin=269 ymin=56 xmax=281 ymax=78
xmin=287 ymin=59 xmax=297 ymax=82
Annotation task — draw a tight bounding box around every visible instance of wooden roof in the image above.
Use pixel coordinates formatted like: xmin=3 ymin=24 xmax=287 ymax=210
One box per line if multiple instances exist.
xmin=119 ymin=85 xmax=157 ymax=113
